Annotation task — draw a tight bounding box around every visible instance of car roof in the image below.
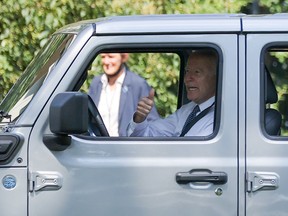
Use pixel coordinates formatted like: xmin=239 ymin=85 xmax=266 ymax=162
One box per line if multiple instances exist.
xmin=93 ymin=14 xmax=243 ymax=35
xmin=55 ymin=14 xmax=288 ymax=36
xmin=242 ymin=14 xmax=288 ymax=32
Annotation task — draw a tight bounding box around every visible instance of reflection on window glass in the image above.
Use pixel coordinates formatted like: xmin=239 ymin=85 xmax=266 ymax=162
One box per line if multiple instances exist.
xmin=0 ymin=34 xmax=76 ymax=123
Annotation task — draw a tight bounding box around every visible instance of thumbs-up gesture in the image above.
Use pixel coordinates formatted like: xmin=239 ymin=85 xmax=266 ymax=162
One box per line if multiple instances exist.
xmin=133 ymin=89 xmax=155 ymax=123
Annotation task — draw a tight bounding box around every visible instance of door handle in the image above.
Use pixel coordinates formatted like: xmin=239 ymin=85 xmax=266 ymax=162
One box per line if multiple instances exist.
xmin=176 ymin=169 xmax=228 ymax=185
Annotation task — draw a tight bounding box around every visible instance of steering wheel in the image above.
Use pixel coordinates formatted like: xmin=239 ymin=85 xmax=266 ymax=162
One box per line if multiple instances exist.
xmin=87 ymin=96 xmax=110 ymax=137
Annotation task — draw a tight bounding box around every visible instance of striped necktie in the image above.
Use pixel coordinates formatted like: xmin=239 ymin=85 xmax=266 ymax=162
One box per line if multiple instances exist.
xmin=180 ymin=105 xmax=200 ymax=136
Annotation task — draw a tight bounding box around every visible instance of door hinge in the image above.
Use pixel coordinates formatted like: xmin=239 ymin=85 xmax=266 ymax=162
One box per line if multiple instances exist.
xmin=246 ymin=171 xmax=279 ymax=193
xmin=29 ymin=171 xmax=63 ymax=192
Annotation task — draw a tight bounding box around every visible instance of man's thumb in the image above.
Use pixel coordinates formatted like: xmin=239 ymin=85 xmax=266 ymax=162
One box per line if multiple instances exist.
xmin=148 ymin=88 xmax=155 ymax=100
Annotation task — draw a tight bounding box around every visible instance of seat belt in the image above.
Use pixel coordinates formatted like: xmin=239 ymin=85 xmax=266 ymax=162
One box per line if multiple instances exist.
xmin=179 ymin=102 xmax=214 ymax=137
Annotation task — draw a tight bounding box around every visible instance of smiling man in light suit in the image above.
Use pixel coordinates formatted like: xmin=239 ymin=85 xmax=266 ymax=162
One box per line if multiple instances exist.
xmin=128 ymin=49 xmax=217 ymax=137
xmin=89 ymin=53 xmax=159 ymax=136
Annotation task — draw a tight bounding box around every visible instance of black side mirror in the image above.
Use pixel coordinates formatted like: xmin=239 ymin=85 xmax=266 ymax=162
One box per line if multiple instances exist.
xmin=49 ymin=92 xmax=88 ymax=135
xmin=43 ymin=92 xmax=88 ymax=151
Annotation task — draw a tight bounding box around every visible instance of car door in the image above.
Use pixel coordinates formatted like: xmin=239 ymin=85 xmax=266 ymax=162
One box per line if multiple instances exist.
xmin=28 ymin=32 xmax=239 ymax=216
xmin=245 ymin=17 xmax=288 ymax=215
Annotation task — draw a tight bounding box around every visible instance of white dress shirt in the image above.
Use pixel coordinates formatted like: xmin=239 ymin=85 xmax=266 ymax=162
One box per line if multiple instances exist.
xmin=98 ymin=71 xmax=126 ymax=136
xmin=128 ymin=96 xmax=215 ymax=137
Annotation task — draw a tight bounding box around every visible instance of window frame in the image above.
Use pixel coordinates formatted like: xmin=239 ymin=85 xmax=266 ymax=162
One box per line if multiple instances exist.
xmin=74 ymin=43 xmax=223 ymax=140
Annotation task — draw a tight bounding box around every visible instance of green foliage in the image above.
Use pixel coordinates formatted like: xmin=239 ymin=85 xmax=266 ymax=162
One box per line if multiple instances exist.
xmin=260 ymin=0 xmax=288 ymax=13
xmin=128 ymin=53 xmax=180 ymax=116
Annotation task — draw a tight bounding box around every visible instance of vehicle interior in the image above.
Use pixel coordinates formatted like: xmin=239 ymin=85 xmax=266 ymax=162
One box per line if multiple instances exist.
xmin=75 ymin=47 xmax=222 ymax=138
xmin=264 ymin=47 xmax=288 ymax=136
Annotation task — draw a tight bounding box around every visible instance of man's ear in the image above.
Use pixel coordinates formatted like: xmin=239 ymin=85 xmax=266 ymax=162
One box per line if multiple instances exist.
xmin=121 ymin=53 xmax=129 ymax=63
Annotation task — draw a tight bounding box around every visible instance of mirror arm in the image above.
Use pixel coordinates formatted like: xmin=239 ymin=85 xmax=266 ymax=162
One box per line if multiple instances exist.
xmin=43 ymin=134 xmax=71 ymax=151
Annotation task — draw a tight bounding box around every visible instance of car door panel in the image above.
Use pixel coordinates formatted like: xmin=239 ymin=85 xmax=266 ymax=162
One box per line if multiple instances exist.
xmin=29 ymin=34 xmax=239 ymax=216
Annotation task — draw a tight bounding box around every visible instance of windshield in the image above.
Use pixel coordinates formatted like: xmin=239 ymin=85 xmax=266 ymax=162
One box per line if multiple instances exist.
xmin=0 ymin=33 xmax=76 ymax=124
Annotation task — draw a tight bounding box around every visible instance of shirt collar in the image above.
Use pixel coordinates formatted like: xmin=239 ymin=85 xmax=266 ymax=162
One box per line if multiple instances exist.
xmin=197 ymin=96 xmax=215 ymax=112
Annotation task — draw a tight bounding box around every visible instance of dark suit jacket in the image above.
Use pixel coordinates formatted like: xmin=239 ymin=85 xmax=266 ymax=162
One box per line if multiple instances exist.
xmin=88 ymin=68 xmax=159 ymax=136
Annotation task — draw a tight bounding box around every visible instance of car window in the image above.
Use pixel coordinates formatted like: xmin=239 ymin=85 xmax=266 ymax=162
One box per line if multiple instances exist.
xmin=80 ymin=47 xmax=221 ymax=138
xmin=264 ymin=46 xmax=288 ymax=136
xmin=0 ymin=33 xmax=76 ymax=124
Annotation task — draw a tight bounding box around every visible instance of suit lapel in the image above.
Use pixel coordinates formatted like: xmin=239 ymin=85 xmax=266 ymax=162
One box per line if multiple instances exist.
xmin=94 ymin=81 xmax=103 ymax=105
xmin=118 ymin=71 xmax=131 ymax=122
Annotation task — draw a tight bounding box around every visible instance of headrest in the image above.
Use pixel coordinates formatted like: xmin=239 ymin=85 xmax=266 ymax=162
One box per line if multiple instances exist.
xmin=265 ymin=108 xmax=282 ymax=135
xmin=265 ymin=68 xmax=278 ymax=104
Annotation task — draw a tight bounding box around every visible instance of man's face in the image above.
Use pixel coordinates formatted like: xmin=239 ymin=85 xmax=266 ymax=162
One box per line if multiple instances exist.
xmin=184 ymin=54 xmax=217 ymax=104
xmin=100 ymin=53 xmax=125 ymax=76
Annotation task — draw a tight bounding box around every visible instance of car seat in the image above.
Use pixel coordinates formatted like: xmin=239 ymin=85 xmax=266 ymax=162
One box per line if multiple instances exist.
xmin=265 ymin=68 xmax=282 ymax=135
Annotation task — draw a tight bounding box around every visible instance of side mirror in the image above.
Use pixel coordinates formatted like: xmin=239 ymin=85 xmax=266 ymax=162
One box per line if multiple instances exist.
xmin=43 ymin=92 xmax=88 ymax=151
xmin=49 ymin=92 xmax=88 ymax=134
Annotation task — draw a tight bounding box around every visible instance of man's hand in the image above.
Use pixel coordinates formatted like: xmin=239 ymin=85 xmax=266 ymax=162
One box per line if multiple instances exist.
xmin=133 ymin=89 xmax=155 ymax=123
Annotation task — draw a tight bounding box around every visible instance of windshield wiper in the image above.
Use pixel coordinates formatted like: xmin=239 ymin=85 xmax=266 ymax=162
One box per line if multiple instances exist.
xmin=0 ymin=110 xmax=11 ymax=123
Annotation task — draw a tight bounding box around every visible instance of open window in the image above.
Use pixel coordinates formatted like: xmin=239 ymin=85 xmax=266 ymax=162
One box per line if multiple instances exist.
xmin=73 ymin=46 xmax=221 ymax=139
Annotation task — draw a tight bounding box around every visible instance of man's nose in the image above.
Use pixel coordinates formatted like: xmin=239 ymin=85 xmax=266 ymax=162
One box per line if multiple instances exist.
xmin=185 ymin=73 xmax=195 ymax=81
